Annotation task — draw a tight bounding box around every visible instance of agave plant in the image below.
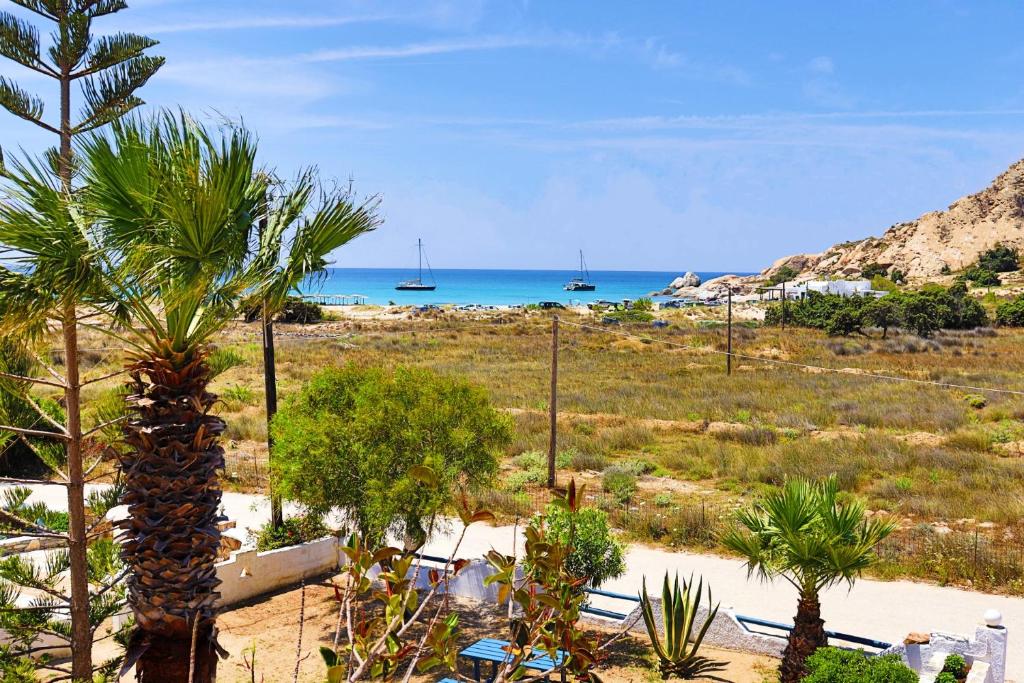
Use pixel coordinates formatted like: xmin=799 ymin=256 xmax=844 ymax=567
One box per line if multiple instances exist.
xmin=639 ymin=572 xmax=726 ymax=680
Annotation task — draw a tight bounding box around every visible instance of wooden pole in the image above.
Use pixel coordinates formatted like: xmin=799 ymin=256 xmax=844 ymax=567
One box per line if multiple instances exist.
xmin=781 ymin=281 xmax=787 ymax=330
xmin=548 ymin=315 xmax=559 ymax=489
xmin=726 ymin=287 xmax=732 ymax=376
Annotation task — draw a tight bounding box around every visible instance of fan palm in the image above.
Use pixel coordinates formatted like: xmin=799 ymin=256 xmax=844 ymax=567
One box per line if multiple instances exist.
xmin=719 ymin=477 xmax=895 ymax=683
xmin=254 ymin=172 xmax=380 ymax=526
xmin=79 ymin=111 xmax=267 ymax=682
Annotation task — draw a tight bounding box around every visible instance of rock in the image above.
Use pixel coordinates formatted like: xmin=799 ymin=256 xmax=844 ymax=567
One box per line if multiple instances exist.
xmin=904 ymin=632 xmax=931 ymax=645
xmin=668 ymin=272 xmax=701 ymax=289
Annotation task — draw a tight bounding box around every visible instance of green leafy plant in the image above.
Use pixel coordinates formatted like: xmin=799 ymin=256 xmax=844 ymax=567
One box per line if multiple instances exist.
xmin=530 ymin=503 xmax=625 ymax=587
xmin=935 ymin=674 xmax=957 ymax=683
xmin=942 ymin=653 xmax=967 ymax=678
xmin=250 ymin=513 xmax=330 ymax=551
xmin=271 ymin=364 xmax=511 ymax=545
xmin=720 ymin=477 xmax=896 ymax=683
xmin=602 ymin=465 xmax=637 ymax=504
xmin=802 ymin=647 xmax=917 ymax=683
xmin=976 ymin=243 xmax=1019 ymax=273
xmin=639 ymin=573 xmax=725 ymax=679
xmin=768 ymin=265 xmax=798 ymax=286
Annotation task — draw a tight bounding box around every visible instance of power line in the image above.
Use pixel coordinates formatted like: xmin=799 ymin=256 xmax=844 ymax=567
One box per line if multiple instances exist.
xmin=557 ymin=319 xmax=1024 ymax=398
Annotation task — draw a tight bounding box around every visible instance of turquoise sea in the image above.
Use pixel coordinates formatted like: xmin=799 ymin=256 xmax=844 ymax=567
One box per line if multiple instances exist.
xmin=300 ymin=268 xmax=749 ymax=306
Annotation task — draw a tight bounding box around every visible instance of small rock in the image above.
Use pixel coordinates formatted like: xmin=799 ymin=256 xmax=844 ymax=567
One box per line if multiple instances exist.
xmin=903 ymin=632 xmax=930 ymax=645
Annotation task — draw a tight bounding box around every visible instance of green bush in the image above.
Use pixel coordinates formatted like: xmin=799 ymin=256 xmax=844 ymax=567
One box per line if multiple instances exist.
xmin=620 ymin=458 xmax=656 ymax=475
xmin=278 ymin=296 xmax=324 ymax=323
xmin=531 ymin=503 xmax=625 ymax=587
xmin=995 ymin=295 xmax=1024 ymax=326
xmin=934 ymin=674 xmax=957 ymax=683
xmin=602 ymin=466 xmax=637 ymax=504
xmin=976 ymin=243 xmax=1019 ymax=273
xmin=606 ymin=308 xmax=655 ymax=323
xmin=271 ymin=365 xmax=511 ymax=544
xmin=963 ymin=267 xmax=1001 ymax=287
xmin=250 ymin=513 xmax=330 ymax=551
xmin=802 ymin=647 xmax=917 ymax=683
xmin=767 ymin=265 xmax=798 ymax=286
xmin=942 ymin=653 xmax=967 ymax=678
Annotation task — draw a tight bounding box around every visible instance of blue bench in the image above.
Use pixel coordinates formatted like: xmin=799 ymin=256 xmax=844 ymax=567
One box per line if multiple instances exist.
xmin=458 ymin=638 xmax=566 ymax=682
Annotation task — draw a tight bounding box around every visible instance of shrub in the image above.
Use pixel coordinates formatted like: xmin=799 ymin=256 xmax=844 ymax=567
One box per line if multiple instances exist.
xmin=271 ymin=365 xmax=512 ymax=544
xmin=620 ymin=458 xmax=656 ymax=475
xmin=802 ymin=647 xmax=917 ymax=683
xmin=963 ymin=267 xmax=1001 ymax=287
xmin=207 ymin=346 xmax=246 ymax=379
xmin=278 ymin=296 xmax=324 ymax=323
xmin=602 ymin=465 xmax=637 ymax=504
xmin=606 ymin=308 xmax=655 ymax=323
xmin=995 ymin=295 xmax=1024 ymax=326
xmin=861 ymin=262 xmax=889 ymax=279
xmin=934 ymin=674 xmax=957 ymax=683
xmin=531 ymin=503 xmax=625 ymax=587
xmin=569 ymin=450 xmax=608 ymax=471
xmin=977 ymin=243 xmax=1019 ymax=273
xmin=942 ymin=653 xmax=967 ymax=678
xmin=250 ymin=513 xmax=330 ymax=551
xmin=767 ymin=265 xmax=798 ymax=286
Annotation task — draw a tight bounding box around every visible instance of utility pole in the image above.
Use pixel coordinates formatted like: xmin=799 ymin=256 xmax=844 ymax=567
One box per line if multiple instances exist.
xmin=548 ymin=315 xmax=559 ymax=488
xmin=781 ymin=281 xmax=787 ymax=330
xmin=726 ymin=286 xmax=733 ymax=376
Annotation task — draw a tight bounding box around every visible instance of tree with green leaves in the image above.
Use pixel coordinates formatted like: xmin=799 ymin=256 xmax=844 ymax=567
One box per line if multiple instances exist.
xmin=271 ymin=364 xmax=511 ymax=546
xmin=719 ymin=477 xmax=895 ymax=683
xmin=0 ymin=2 xmax=161 ymax=678
xmin=253 ymin=172 xmax=380 ymax=527
xmin=79 ymin=111 xmax=266 ymax=682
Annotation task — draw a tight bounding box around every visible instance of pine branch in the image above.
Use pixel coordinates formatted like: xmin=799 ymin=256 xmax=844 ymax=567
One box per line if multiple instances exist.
xmin=0 ymin=10 xmax=55 ymax=76
xmin=0 ymin=76 xmax=57 ymax=132
xmin=8 ymin=1 xmax=59 ymax=22
xmin=73 ymin=32 xmax=157 ymax=79
xmin=78 ymin=0 xmax=128 ymax=18
xmin=75 ymin=54 xmax=163 ymax=133
xmin=46 ymin=11 xmax=90 ymax=71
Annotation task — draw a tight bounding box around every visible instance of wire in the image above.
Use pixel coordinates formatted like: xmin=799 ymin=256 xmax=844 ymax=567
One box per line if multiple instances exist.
xmin=557 ymin=319 xmax=1024 ymax=398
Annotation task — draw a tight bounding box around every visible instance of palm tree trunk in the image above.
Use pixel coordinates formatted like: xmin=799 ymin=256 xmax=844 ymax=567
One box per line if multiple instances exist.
xmin=119 ymin=343 xmax=225 ymax=682
xmin=62 ymin=304 xmax=93 ymax=681
xmin=780 ymin=590 xmax=827 ymax=683
xmin=261 ymin=301 xmax=283 ymax=528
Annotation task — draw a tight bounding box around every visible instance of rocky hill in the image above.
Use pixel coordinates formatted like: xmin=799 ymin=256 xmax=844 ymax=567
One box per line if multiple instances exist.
xmin=763 ymin=159 xmax=1024 ymax=281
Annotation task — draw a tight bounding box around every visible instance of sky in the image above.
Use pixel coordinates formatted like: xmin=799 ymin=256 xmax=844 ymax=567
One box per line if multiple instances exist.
xmin=4 ymin=0 xmax=1024 ymax=272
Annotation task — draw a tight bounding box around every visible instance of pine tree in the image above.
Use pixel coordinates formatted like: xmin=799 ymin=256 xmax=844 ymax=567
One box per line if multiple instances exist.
xmin=0 ymin=2 xmax=162 ymax=679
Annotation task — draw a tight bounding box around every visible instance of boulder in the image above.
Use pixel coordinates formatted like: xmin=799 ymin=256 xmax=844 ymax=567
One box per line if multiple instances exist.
xmin=668 ymin=272 xmax=701 ymax=289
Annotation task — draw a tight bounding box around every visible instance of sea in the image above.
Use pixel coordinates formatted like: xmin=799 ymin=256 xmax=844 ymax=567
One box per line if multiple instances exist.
xmin=299 ymin=268 xmax=749 ymax=307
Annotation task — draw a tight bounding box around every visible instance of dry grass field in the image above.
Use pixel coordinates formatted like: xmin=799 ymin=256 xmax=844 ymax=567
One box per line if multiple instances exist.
xmin=57 ymin=305 xmax=1024 ymax=594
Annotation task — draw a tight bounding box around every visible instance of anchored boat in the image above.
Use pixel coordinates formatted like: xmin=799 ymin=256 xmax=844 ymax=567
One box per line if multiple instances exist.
xmin=564 ymin=250 xmax=596 ymax=291
xmin=395 ymin=238 xmax=437 ymax=291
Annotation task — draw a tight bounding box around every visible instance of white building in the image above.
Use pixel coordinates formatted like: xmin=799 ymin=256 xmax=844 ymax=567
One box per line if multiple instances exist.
xmin=760 ymin=279 xmax=887 ymax=301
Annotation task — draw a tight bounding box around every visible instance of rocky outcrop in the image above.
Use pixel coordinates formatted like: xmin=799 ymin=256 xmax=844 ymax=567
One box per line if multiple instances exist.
xmin=669 ymin=272 xmax=701 ymax=289
xmin=763 ymin=159 xmax=1024 ymax=281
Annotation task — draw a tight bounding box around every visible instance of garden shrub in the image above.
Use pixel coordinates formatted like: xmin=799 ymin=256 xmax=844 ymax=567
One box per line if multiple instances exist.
xmin=601 ymin=465 xmax=637 ymax=504
xmin=250 ymin=513 xmax=330 ymax=551
xmin=942 ymin=653 xmax=967 ymax=678
xmin=271 ymin=364 xmax=512 ymax=544
xmin=802 ymin=647 xmax=917 ymax=683
xmin=530 ymin=503 xmax=625 ymax=587
xmin=934 ymin=674 xmax=957 ymax=683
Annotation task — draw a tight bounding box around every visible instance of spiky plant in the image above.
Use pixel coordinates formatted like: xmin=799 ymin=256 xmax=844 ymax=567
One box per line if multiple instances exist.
xmin=0 ymin=2 xmax=162 ymax=677
xmin=720 ymin=477 xmax=896 ymax=683
xmin=254 ymin=171 xmax=380 ymax=526
xmin=639 ymin=572 xmax=725 ymax=679
xmin=79 ymin=110 xmax=267 ymax=682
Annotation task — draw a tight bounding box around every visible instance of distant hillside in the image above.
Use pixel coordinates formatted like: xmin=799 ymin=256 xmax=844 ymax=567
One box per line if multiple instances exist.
xmin=763 ymin=159 xmax=1024 ymax=281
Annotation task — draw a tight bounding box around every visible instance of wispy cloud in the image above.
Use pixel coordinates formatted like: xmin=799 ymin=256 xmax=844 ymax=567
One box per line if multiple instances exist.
xmin=137 ymin=14 xmax=398 ymax=35
xmin=296 ymin=35 xmax=546 ymax=63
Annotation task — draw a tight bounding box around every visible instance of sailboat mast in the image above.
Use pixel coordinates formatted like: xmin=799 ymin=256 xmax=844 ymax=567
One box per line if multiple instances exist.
xmin=418 ymin=238 xmax=423 ymax=282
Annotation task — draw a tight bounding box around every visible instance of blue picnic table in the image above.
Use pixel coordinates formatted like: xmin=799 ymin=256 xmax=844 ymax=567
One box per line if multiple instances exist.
xmin=458 ymin=638 xmax=566 ymax=683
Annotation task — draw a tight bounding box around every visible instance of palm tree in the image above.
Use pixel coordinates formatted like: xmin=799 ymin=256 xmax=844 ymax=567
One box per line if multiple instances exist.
xmin=719 ymin=477 xmax=895 ymax=683
xmin=0 ymin=3 xmax=161 ymax=677
xmin=79 ymin=111 xmax=267 ymax=683
xmin=254 ymin=172 xmax=380 ymax=526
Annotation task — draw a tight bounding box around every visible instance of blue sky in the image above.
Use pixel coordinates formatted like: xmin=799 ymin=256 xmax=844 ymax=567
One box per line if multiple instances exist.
xmin=4 ymin=0 xmax=1024 ymax=271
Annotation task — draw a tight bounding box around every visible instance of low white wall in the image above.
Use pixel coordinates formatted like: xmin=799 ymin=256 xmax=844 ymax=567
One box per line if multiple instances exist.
xmin=215 ymin=536 xmax=342 ymax=608
xmin=881 ymin=619 xmax=1009 ymax=683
